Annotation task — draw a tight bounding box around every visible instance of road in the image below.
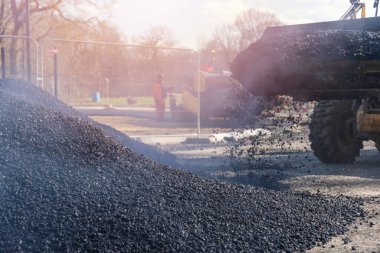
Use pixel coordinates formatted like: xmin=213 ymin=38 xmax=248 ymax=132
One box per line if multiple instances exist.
xmin=77 ymin=105 xmax=233 ymax=137
xmin=76 ymin=106 xmax=156 ymax=118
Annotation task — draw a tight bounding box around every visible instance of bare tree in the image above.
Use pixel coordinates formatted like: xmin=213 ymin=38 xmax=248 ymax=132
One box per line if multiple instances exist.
xmin=214 ymin=24 xmax=239 ymax=70
xmin=5 ymin=0 xmax=114 ymax=77
xmin=234 ymin=9 xmax=283 ymax=50
xmin=139 ymin=26 xmax=177 ymax=74
xmin=39 ymin=19 xmax=127 ymax=99
xmin=0 ymin=1 xmax=11 ymax=36
xmin=140 ymin=26 xmax=176 ymax=48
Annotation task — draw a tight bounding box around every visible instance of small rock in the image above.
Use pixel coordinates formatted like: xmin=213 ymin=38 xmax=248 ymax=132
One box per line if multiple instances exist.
xmin=342 ymin=237 xmax=351 ymax=244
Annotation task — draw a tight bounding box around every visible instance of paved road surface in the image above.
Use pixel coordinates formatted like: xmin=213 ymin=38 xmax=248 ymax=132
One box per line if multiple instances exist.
xmin=76 ymin=106 xmax=156 ymax=118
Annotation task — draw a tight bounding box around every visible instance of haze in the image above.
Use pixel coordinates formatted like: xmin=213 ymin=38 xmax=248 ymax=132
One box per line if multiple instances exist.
xmin=112 ymin=0 xmax=378 ymax=48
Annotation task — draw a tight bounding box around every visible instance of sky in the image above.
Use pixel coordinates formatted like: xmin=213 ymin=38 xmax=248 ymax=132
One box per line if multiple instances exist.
xmin=111 ymin=0 xmax=377 ymax=49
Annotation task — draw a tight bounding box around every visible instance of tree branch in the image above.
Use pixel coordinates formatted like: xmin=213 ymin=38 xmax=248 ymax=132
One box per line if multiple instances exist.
xmin=30 ymin=0 xmax=63 ymax=14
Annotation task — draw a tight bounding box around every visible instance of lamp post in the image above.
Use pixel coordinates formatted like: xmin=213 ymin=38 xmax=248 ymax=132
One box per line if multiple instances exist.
xmin=53 ymin=50 xmax=58 ymax=98
xmin=106 ymin=77 xmax=110 ymax=106
xmin=25 ymin=0 xmax=31 ymax=83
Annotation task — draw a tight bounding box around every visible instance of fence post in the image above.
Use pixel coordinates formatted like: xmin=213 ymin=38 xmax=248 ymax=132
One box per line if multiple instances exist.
xmin=54 ymin=52 xmax=58 ymax=98
xmin=196 ymin=52 xmax=201 ymax=138
xmin=1 ymin=47 xmax=5 ymax=79
xmin=25 ymin=0 xmax=31 ymax=83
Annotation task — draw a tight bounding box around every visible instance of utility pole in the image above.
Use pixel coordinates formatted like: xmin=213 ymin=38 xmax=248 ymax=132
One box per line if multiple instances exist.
xmin=106 ymin=77 xmax=110 ymax=106
xmin=25 ymin=0 xmax=31 ymax=82
xmin=1 ymin=47 xmax=5 ymax=79
xmin=54 ymin=51 xmax=58 ymax=98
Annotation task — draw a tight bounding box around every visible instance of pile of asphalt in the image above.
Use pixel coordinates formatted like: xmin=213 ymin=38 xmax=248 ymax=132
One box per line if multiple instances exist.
xmin=0 ymin=79 xmax=180 ymax=168
xmin=231 ymin=30 xmax=380 ymax=98
xmin=0 ymin=80 xmax=365 ymax=252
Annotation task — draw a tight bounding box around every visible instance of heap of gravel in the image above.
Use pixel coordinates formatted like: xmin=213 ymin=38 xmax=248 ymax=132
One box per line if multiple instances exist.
xmin=231 ymin=30 xmax=380 ymax=99
xmin=0 ymin=79 xmax=365 ymax=252
xmin=0 ymin=79 xmax=180 ymax=168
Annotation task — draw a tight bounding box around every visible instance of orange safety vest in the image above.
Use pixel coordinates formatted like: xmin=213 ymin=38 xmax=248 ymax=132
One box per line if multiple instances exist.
xmin=152 ymin=82 xmax=164 ymax=101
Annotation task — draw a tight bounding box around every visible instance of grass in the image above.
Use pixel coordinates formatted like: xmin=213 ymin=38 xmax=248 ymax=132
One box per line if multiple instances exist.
xmin=71 ymin=96 xmax=154 ymax=107
xmin=70 ymin=95 xmax=182 ymax=108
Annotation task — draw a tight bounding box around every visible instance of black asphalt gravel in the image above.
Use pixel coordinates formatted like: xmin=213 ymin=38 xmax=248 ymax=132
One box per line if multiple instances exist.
xmin=0 ymin=79 xmax=180 ymax=168
xmin=0 ymin=80 xmax=365 ymax=252
xmin=231 ymin=30 xmax=380 ymax=99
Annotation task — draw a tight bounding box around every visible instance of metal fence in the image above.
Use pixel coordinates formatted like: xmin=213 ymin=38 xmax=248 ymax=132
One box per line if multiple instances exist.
xmin=0 ymin=36 xmax=204 ymax=136
xmin=39 ymin=39 xmax=198 ymax=105
xmin=0 ymin=35 xmax=41 ymax=85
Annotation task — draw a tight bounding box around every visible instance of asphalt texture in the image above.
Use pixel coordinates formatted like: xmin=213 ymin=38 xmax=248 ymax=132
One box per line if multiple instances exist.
xmin=231 ymin=30 xmax=380 ymax=99
xmin=0 ymin=80 xmax=366 ymax=252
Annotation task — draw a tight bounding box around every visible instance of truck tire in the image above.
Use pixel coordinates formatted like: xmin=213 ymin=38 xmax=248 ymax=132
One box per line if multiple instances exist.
xmin=309 ymin=100 xmax=362 ymax=163
xmin=375 ymin=142 xmax=380 ymax=152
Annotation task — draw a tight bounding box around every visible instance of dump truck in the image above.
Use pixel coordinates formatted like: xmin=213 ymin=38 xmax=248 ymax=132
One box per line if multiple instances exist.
xmin=231 ymin=0 xmax=380 ymax=163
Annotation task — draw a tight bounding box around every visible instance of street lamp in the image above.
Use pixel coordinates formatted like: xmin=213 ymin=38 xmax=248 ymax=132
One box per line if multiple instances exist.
xmin=25 ymin=0 xmax=31 ymax=82
xmin=106 ymin=77 xmax=110 ymax=106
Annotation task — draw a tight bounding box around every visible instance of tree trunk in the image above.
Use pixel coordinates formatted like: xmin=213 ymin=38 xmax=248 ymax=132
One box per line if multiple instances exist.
xmin=10 ymin=38 xmax=19 ymax=77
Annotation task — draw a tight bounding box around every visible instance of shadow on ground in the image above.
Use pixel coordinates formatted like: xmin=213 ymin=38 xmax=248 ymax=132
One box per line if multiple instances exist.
xmin=176 ymin=146 xmax=380 ymax=193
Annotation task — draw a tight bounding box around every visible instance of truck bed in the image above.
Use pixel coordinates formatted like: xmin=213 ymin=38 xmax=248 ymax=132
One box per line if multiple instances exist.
xmin=231 ymin=18 xmax=380 ymax=100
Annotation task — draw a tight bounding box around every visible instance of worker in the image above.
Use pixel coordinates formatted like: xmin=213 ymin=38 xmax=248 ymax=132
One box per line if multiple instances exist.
xmin=152 ymin=73 xmax=166 ymax=121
